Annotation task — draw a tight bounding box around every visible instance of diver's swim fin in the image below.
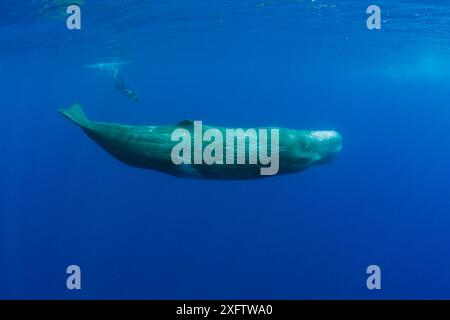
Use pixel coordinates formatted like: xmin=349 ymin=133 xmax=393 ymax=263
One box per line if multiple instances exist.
xmin=84 ymin=61 xmax=132 ymax=70
xmin=58 ymin=103 xmax=90 ymax=128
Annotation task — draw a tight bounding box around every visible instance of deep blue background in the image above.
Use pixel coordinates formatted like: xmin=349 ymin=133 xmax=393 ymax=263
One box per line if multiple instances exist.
xmin=1 ymin=0 xmax=450 ymax=299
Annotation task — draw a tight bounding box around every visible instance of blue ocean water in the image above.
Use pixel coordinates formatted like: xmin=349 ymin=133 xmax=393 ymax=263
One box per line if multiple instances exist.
xmin=1 ymin=0 xmax=450 ymax=299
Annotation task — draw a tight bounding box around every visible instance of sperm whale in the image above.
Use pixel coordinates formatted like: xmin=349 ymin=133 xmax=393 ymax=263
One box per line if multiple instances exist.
xmin=59 ymin=103 xmax=341 ymax=179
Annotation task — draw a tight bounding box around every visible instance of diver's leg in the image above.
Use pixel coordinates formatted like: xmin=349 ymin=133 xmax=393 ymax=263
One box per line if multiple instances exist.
xmin=114 ymin=68 xmax=125 ymax=91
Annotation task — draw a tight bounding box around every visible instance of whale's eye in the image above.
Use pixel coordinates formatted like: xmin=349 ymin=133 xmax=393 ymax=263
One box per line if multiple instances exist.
xmin=299 ymin=139 xmax=312 ymax=152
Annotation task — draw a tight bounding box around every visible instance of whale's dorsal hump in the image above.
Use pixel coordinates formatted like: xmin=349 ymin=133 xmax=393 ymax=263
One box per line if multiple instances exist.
xmin=177 ymin=119 xmax=194 ymax=129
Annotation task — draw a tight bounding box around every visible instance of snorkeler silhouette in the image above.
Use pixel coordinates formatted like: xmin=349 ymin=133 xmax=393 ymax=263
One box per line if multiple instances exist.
xmin=85 ymin=61 xmax=140 ymax=102
xmin=113 ymin=68 xmax=140 ymax=102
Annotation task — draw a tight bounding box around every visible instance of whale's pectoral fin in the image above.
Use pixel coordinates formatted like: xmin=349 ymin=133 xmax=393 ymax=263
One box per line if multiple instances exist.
xmin=58 ymin=103 xmax=89 ymax=128
xmin=177 ymin=119 xmax=194 ymax=129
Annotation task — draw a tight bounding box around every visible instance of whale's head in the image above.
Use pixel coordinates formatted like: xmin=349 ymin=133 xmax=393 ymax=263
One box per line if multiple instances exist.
xmin=298 ymin=131 xmax=342 ymax=165
xmin=307 ymin=130 xmax=342 ymax=164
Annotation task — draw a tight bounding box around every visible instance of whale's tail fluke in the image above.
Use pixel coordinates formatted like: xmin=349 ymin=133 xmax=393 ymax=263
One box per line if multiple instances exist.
xmin=58 ymin=103 xmax=90 ymax=128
